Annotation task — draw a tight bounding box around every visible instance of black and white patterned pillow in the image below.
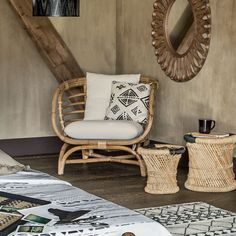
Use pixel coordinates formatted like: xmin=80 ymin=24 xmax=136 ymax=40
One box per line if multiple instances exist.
xmin=105 ymin=81 xmax=151 ymax=123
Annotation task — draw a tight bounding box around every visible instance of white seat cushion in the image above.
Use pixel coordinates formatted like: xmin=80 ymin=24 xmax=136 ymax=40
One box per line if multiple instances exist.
xmin=64 ymin=120 xmax=143 ymax=140
xmin=84 ymin=73 xmax=140 ymax=120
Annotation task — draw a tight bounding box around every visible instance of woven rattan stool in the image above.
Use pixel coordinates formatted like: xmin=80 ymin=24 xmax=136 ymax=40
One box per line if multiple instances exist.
xmin=184 ymin=134 xmax=236 ymax=192
xmin=138 ymin=145 xmax=185 ymax=194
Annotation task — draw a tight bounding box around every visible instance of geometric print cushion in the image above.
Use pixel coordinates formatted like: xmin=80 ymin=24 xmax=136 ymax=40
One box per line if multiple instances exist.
xmin=105 ymin=81 xmax=151 ymax=124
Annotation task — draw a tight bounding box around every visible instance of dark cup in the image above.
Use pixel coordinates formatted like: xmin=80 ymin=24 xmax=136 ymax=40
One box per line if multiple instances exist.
xmin=199 ymin=119 xmax=216 ymax=134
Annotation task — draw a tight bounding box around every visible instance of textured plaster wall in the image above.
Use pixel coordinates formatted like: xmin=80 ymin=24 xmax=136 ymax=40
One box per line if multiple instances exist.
xmin=0 ymin=0 xmax=57 ymax=139
xmin=50 ymin=0 xmax=116 ymax=74
xmin=116 ymin=0 xmax=236 ymax=144
xmin=0 ymin=0 xmax=116 ymax=139
xmin=1 ymin=0 xmax=236 ymax=143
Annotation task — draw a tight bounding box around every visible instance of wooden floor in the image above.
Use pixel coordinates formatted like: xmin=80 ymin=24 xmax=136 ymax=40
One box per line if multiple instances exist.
xmin=17 ymin=155 xmax=236 ymax=212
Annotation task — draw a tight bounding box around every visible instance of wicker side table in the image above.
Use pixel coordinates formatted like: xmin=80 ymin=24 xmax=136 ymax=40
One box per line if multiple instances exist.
xmin=184 ymin=134 xmax=236 ymax=192
xmin=138 ymin=145 xmax=185 ymax=194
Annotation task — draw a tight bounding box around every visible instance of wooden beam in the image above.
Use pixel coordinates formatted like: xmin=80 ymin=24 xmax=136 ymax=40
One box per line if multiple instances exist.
xmin=169 ymin=4 xmax=194 ymax=54
xmin=176 ymin=24 xmax=194 ymax=55
xmin=9 ymin=0 xmax=84 ymax=83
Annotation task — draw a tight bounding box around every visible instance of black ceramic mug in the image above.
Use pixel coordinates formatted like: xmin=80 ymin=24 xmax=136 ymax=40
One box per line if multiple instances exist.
xmin=199 ymin=119 xmax=216 ymax=134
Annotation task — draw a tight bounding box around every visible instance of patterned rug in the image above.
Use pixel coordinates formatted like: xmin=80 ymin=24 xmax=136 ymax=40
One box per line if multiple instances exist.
xmin=136 ymin=202 xmax=236 ymax=236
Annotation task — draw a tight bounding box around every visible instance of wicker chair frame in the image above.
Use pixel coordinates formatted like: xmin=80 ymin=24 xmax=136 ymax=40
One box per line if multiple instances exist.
xmin=52 ymin=76 xmax=158 ymax=177
xmin=184 ymin=134 xmax=236 ymax=192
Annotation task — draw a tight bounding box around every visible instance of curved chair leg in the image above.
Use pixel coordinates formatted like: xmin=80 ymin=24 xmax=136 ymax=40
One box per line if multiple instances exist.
xmin=108 ymin=145 xmax=147 ymax=177
xmin=59 ymin=143 xmax=69 ymax=160
xmin=58 ymin=143 xmax=69 ymax=175
xmin=135 ymin=154 xmax=146 ymax=177
xmin=58 ymin=146 xmax=84 ymax=175
xmin=122 ymin=147 xmax=146 ymax=177
xmin=134 ymin=145 xmax=147 ymax=177
xmin=138 ymin=157 xmax=147 ymax=177
xmin=125 ymin=147 xmax=146 ymax=177
xmin=58 ymin=144 xmax=147 ymax=177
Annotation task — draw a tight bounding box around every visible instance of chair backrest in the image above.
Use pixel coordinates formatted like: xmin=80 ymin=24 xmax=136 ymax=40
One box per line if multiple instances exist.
xmin=52 ymin=76 xmax=158 ymax=132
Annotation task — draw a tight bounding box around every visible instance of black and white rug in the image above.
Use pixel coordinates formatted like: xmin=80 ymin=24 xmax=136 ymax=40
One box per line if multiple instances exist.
xmin=136 ymin=202 xmax=236 ymax=236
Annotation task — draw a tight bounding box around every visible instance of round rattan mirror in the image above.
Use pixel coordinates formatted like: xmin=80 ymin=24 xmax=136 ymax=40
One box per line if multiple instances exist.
xmin=151 ymin=0 xmax=211 ymax=82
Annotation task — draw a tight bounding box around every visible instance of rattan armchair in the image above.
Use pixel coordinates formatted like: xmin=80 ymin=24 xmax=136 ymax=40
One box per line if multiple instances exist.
xmin=52 ymin=76 xmax=158 ymax=177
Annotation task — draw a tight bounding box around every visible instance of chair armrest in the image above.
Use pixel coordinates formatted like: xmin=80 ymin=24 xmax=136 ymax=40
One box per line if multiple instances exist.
xmin=51 ymin=77 xmax=86 ymax=142
xmin=51 ymin=87 xmax=66 ymax=141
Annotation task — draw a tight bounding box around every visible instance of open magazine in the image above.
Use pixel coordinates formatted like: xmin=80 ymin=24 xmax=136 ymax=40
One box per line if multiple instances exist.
xmin=0 ymin=191 xmax=50 ymax=236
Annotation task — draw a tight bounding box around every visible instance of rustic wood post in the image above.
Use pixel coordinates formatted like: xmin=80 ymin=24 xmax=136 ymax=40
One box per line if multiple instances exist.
xmin=9 ymin=0 xmax=84 ymax=83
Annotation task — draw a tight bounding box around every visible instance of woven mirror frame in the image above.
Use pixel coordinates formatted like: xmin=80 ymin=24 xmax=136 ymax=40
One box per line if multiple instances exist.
xmin=151 ymin=0 xmax=211 ymax=82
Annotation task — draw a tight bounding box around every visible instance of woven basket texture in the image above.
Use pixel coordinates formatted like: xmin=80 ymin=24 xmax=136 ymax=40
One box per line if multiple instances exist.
xmin=138 ymin=145 xmax=182 ymax=194
xmin=185 ymin=142 xmax=236 ymax=192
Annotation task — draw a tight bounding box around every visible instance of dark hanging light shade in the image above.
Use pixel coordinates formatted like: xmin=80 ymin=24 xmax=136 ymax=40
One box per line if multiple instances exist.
xmin=32 ymin=0 xmax=80 ymax=17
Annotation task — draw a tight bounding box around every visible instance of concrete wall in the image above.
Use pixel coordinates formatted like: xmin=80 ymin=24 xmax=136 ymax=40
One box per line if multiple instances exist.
xmin=0 ymin=0 xmax=116 ymax=139
xmin=1 ymin=0 xmax=236 ymax=144
xmin=0 ymin=0 xmax=57 ymax=139
xmin=116 ymin=0 xmax=236 ymax=144
xmin=50 ymin=0 xmax=116 ymax=74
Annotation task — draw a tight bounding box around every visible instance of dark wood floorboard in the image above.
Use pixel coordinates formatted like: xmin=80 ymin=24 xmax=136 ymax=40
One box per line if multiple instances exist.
xmin=16 ymin=155 xmax=236 ymax=212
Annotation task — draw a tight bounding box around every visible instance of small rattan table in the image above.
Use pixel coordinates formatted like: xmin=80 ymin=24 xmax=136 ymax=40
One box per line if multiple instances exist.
xmin=184 ymin=133 xmax=236 ymax=192
xmin=138 ymin=145 xmax=185 ymax=194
